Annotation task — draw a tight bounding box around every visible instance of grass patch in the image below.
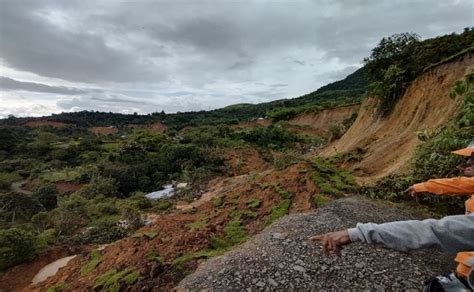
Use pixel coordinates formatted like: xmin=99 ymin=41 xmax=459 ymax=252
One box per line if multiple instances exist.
xmin=152 ymin=198 xmax=173 ymax=211
xmin=211 ymin=196 xmax=223 ymax=207
xmin=0 ymin=172 xmax=23 ymax=189
xmin=40 ymin=168 xmax=81 ymax=183
xmin=246 ymin=198 xmax=262 ymax=209
xmin=257 ymin=182 xmax=270 ymax=190
xmin=100 ymin=142 xmax=121 ymax=152
xmin=231 ymin=209 xmax=258 ymax=220
xmin=46 ymin=282 xmax=69 ymax=292
xmin=80 ymin=250 xmax=101 ymax=276
xmin=173 ymin=219 xmax=248 ymax=266
xmin=146 ymin=249 xmax=164 ymax=263
xmin=186 ymin=219 xmax=207 ymax=231
xmin=313 ymin=194 xmax=329 ymax=207
xmin=265 ymin=199 xmax=291 ymax=226
xmin=311 ymin=158 xmax=356 ymax=197
xmin=93 ymin=268 xmax=139 ymax=291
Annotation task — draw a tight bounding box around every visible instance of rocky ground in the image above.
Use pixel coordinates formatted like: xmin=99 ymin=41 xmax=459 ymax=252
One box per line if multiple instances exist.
xmin=177 ymin=197 xmax=454 ymax=290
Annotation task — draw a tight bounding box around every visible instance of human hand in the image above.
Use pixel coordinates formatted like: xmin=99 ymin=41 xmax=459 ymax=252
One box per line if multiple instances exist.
xmin=309 ymin=230 xmax=351 ymax=256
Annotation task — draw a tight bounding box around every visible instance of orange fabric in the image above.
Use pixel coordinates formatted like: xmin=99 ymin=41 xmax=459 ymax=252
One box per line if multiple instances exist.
xmin=452 ymin=147 xmax=474 ymax=156
xmin=412 ymin=177 xmax=474 ymax=196
xmin=466 ymin=197 xmax=474 ymax=213
xmin=455 ymin=252 xmax=474 ymax=278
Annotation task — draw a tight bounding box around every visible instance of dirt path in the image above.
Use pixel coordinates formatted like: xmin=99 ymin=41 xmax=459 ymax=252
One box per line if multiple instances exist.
xmin=177 ymin=197 xmax=454 ymax=290
xmin=31 ymin=256 xmax=76 ymax=285
xmin=11 ymin=180 xmax=32 ymax=194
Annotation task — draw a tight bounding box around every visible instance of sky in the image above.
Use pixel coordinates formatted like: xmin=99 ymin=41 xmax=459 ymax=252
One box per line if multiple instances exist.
xmin=0 ymin=0 xmax=472 ymax=118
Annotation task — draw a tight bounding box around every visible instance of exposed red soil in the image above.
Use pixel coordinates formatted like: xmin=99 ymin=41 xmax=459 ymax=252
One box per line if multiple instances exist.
xmin=24 ymin=120 xmax=67 ymax=128
xmin=0 ymin=245 xmax=84 ymax=292
xmin=223 ymin=147 xmax=268 ymax=176
xmin=54 ymin=182 xmax=83 ymax=194
xmin=286 ymin=104 xmax=360 ymax=137
xmin=149 ymin=122 xmax=167 ymax=133
xmin=89 ymin=126 xmax=118 ymax=136
xmin=320 ymin=52 xmax=474 ymax=184
xmin=32 ymin=163 xmax=319 ymax=291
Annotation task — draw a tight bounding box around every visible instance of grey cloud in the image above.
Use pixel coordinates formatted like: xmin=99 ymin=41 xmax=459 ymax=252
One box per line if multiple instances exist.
xmin=0 ymin=76 xmax=88 ymax=95
xmin=0 ymin=0 xmax=472 ymax=118
xmin=270 ymin=83 xmax=288 ymax=88
xmin=0 ymin=1 xmax=164 ymax=83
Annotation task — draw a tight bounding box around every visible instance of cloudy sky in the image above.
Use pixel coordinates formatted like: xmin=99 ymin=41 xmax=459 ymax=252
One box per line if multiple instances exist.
xmin=0 ymin=0 xmax=472 ymax=118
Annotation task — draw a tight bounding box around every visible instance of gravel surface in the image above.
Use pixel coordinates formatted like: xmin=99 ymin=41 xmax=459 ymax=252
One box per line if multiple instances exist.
xmin=177 ymin=197 xmax=454 ymax=290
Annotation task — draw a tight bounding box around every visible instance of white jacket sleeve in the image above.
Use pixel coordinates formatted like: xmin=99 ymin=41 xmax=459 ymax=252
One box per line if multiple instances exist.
xmin=347 ymin=213 xmax=474 ymax=253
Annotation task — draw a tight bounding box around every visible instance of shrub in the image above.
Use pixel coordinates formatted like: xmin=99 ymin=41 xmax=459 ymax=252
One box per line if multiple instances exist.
xmin=0 ymin=228 xmax=37 ymax=271
xmin=246 ymin=199 xmax=262 ymax=209
xmin=93 ymin=268 xmax=139 ymax=291
xmin=80 ymin=250 xmax=101 ymax=276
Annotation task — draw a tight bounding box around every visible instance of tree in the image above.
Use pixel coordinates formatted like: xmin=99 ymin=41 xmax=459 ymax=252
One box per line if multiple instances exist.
xmin=34 ymin=184 xmax=58 ymax=210
xmin=0 ymin=228 xmax=37 ymax=271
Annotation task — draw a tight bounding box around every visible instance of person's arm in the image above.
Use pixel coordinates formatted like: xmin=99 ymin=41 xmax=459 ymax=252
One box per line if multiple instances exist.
xmin=411 ymin=177 xmax=474 ymax=196
xmin=347 ymin=213 xmax=474 ymax=253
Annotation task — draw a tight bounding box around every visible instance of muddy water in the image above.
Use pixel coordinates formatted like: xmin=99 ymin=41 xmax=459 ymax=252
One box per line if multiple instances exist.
xmin=31 ymin=255 xmax=76 ymax=284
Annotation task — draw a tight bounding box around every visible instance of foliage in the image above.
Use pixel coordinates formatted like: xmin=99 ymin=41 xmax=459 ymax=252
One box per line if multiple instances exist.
xmin=186 ymin=219 xmax=207 ymax=231
xmin=146 ymin=249 xmax=164 ymax=263
xmin=265 ymin=199 xmax=291 ymax=226
xmin=46 ymin=282 xmax=69 ymax=292
xmin=36 ymin=228 xmax=57 ymax=250
xmin=272 ymin=150 xmax=302 ymax=170
xmin=313 ymin=194 xmax=329 ymax=207
xmin=246 ymin=198 xmax=262 ymax=209
xmin=34 ymin=184 xmax=58 ymax=210
xmin=311 ymin=158 xmax=356 ymax=197
xmin=365 ymin=29 xmax=474 ymax=115
xmin=210 ymin=220 xmax=248 ymax=250
xmin=211 ymin=196 xmax=223 ymax=207
xmin=0 ymin=228 xmax=37 ymax=271
xmin=0 ymin=192 xmax=44 ymax=226
xmin=75 ymin=176 xmax=118 ymax=199
xmin=0 ymin=172 xmax=22 ymax=190
xmin=93 ymin=268 xmax=139 ymax=292
xmin=80 ymin=250 xmax=101 ymax=276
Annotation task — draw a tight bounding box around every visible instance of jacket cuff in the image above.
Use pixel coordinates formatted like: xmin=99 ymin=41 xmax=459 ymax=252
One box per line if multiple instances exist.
xmin=347 ymin=228 xmax=363 ymax=242
xmin=412 ymin=182 xmax=427 ymax=192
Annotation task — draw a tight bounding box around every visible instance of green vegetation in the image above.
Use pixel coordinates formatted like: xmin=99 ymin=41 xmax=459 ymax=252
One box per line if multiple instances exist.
xmin=46 ymin=282 xmax=69 ymax=292
xmin=173 ymin=219 xmax=248 ymax=266
xmin=264 ymin=184 xmax=293 ymax=226
xmin=186 ymin=219 xmax=207 ymax=231
xmin=265 ymin=199 xmax=291 ymax=226
xmin=311 ymin=158 xmax=356 ymax=197
xmin=211 ymin=196 xmax=223 ymax=207
xmin=313 ymin=194 xmax=329 ymax=207
xmin=0 ymin=228 xmax=37 ymax=271
xmin=93 ymin=268 xmax=139 ymax=292
xmin=80 ymin=250 xmax=101 ymax=276
xmin=365 ymin=28 xmax=474 ymax=115
xmin=146 ymin=249 xmax=164 ymax=263
xmin=246 ymin=198 xmax=262 ymax=209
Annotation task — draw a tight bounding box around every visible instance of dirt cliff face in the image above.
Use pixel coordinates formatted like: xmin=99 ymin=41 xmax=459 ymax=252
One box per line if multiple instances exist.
xmin=288 ymin=104 xmax=360 ymax=136
xmin=321 ymin=52 xmax=474 ymax=184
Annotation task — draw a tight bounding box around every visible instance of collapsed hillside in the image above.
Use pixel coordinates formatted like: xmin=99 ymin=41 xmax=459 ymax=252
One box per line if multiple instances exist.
xmin=321 ymin=52 xmax=474 ymax=183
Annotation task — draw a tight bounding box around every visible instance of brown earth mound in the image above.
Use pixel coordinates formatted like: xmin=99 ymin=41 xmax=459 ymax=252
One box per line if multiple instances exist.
xmin=321 ymin=52 xmax=474 ymax=184
xmin=89 ymin=126 xmax=118 ymax=136
xmin=223 ymin=147 xmax=268 ymax=176
xmin=149 ymin=122 xmax=167 ymax=133
xmin=288 ymin=104 xmax=360 ymax=136
xmin=24 ymin=120 xmax=67 ymax=128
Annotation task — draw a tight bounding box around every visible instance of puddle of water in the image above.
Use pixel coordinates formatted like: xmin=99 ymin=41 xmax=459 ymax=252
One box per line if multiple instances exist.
xmin=31 ymin=255 xmax=76 ymax=285
xmin=145 ymin=184 xmax=175 ymax=200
